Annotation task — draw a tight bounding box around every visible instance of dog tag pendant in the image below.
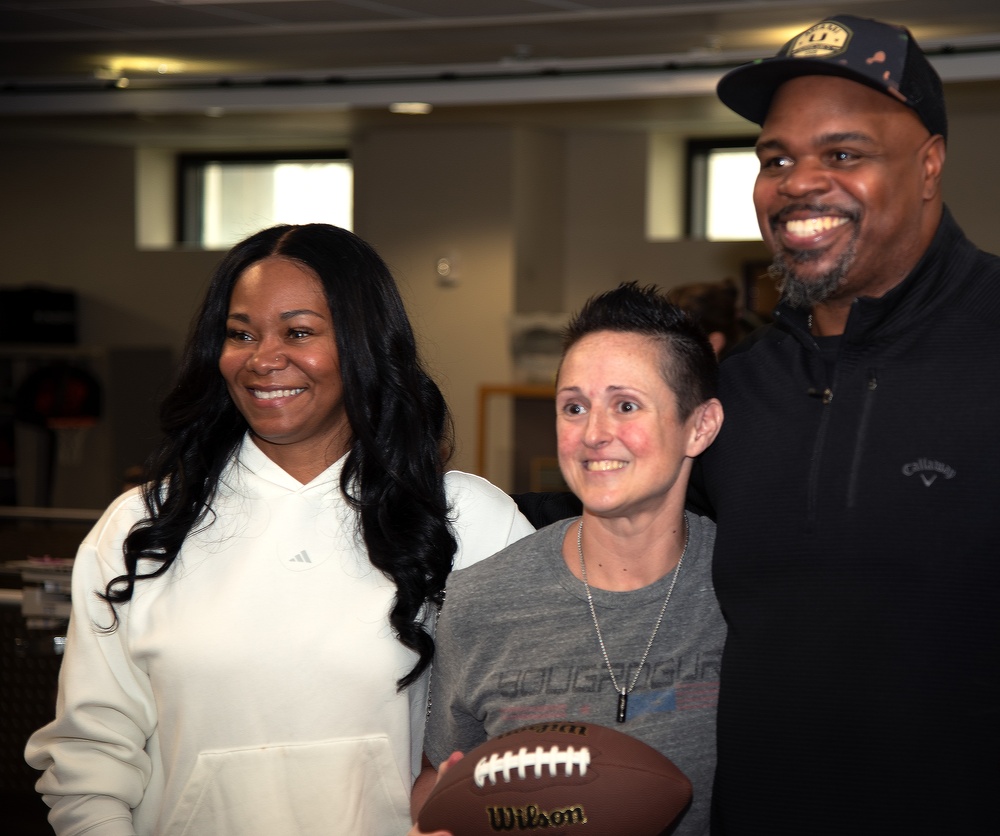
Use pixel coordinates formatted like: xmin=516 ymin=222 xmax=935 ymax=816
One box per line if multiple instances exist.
xmin=617 ymin=689 xmax=628 ymax=723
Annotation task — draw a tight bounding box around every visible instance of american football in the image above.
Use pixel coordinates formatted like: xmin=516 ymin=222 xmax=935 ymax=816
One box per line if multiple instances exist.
xmin=417 ymin=720 xmax=692 ymax=835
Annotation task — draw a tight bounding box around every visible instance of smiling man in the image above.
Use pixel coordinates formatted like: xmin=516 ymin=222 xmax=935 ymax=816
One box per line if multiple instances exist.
xmin=697 ymin=14 xmax=1000 ymax=835
xmin=750 ymin=71 xmax=944 ymax=333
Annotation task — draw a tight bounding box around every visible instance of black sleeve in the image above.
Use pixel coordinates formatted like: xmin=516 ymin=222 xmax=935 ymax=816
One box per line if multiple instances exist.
xmin=510 ymin=492 xmax=582 ymax=528
xmin=685 ymin=456 xmax=716 ymax=521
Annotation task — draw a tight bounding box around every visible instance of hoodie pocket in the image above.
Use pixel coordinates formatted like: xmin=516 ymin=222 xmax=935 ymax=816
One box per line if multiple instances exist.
xmin=163 ymin=735 xmax=410 ymax=836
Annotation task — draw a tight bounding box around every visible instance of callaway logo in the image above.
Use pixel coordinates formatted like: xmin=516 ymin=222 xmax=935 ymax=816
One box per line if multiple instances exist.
xmin=901 ymin=458 xmax=956 ymax=487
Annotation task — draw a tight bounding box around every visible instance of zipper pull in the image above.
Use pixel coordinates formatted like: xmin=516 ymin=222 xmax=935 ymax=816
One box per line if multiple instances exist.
xmin=807 ymin=387 xmax=834 ymax=404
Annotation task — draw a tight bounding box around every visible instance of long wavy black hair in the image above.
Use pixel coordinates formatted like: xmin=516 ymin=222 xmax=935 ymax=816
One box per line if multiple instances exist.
xmin=101 ymin=223 xmax=457 ymax=688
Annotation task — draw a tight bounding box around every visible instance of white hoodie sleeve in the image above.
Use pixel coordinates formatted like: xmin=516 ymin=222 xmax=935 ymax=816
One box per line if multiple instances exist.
xmin=25 ymin=492 xmax=158 ymax=836
xmin=445 ymin=470 xmax=535 ymax=571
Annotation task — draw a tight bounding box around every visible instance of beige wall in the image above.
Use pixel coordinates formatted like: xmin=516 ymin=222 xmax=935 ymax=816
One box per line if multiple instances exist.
xmin=3 ymin=86 xmax=1000 ymax=485
xmin=563 ymin=130 xmax=770 ymax=313
xmin=512 ymin=129 xmax=567 ymax=315
xmin=939 ymin=85 xmax=1000 ymax=253
xmin=352 ymin=125 xmax=518 ymax=474
xmin=1 ymin=143 xmax=218 ymax=352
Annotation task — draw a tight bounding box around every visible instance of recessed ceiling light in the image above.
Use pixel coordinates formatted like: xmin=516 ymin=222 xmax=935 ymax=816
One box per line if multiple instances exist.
xmin=389 ymin=102 xmax=433 ymax=115
xmin=95 ymin=56 xmax=187 ymax=77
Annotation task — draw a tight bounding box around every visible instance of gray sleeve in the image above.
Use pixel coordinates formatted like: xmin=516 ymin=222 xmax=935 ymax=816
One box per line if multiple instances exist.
xmin=423 ymin=582 xmax=489 ymax=765
xmin=422 ymin=523 xmax=569 ymax=765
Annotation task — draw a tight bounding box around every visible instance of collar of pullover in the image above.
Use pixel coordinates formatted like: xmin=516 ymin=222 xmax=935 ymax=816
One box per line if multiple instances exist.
xmin=234 ymin=433 xmax=347 ymax=494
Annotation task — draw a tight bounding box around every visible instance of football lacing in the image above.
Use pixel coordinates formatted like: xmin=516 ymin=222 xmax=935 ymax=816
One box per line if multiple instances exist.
xmin=473 ymin=745 xmax=591 ymax=787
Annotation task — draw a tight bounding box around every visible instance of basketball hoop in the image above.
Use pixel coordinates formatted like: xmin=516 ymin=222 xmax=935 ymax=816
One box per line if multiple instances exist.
xmin=48 ymin=416 xmax=98 ymax=467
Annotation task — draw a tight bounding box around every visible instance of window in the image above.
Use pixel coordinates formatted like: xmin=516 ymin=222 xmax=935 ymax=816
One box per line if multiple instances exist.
xmin=177 ymin=151 xmax=352 ymax=248
xmin=686 ymin=139 xmax=761 ymax=241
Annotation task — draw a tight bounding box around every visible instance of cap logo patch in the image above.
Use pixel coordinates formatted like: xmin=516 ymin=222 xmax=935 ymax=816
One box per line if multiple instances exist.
xmin=787 ymin=21 xmax=851 ymax=59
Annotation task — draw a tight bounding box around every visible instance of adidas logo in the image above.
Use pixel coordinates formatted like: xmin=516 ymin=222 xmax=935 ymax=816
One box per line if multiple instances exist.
xmin=289 ymin=550 xmax=312 ymax=564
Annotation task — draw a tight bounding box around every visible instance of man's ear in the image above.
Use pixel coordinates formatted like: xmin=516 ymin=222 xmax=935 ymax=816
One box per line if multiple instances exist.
xmin=922 ymin=134 xmax=946 ymax=201
xmin=686 ymin=398 xmax=724 ymax=458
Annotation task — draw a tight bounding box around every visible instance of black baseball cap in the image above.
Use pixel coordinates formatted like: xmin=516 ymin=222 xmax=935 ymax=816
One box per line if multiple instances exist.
xmin=717 ymin=14 xmax=947 ymax=140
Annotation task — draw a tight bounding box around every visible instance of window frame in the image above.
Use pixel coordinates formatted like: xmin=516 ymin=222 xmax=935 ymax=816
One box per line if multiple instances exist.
xmin=175 ymin=149 xmax=351 ymax=247
xmin=685 ymin=137 xmax=759 ymax=241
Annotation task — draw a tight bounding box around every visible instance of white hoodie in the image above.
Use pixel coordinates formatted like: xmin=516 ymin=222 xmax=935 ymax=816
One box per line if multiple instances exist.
xmin=26 ymin=436 xmax=534 ymax=835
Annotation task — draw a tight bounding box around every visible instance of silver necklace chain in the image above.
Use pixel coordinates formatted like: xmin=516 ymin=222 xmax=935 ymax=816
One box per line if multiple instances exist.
xmin=576 ymin=515 xmax=689 ymax=722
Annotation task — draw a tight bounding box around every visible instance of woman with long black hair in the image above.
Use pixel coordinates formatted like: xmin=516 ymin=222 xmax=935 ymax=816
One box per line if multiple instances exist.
xmin=27 ymin=223 xmax=532 ymax=836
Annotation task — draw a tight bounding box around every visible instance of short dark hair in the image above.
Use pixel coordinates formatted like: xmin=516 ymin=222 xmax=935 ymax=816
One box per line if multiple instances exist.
xmin=561 ymin=282 xmax=717 ymax=419
xmin=667 ymin=279 xmax=741 ymax=350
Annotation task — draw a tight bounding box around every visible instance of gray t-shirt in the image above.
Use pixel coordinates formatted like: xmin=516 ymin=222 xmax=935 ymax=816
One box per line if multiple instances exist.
xmin=425 ymin=512 xmax=725 ymax=835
